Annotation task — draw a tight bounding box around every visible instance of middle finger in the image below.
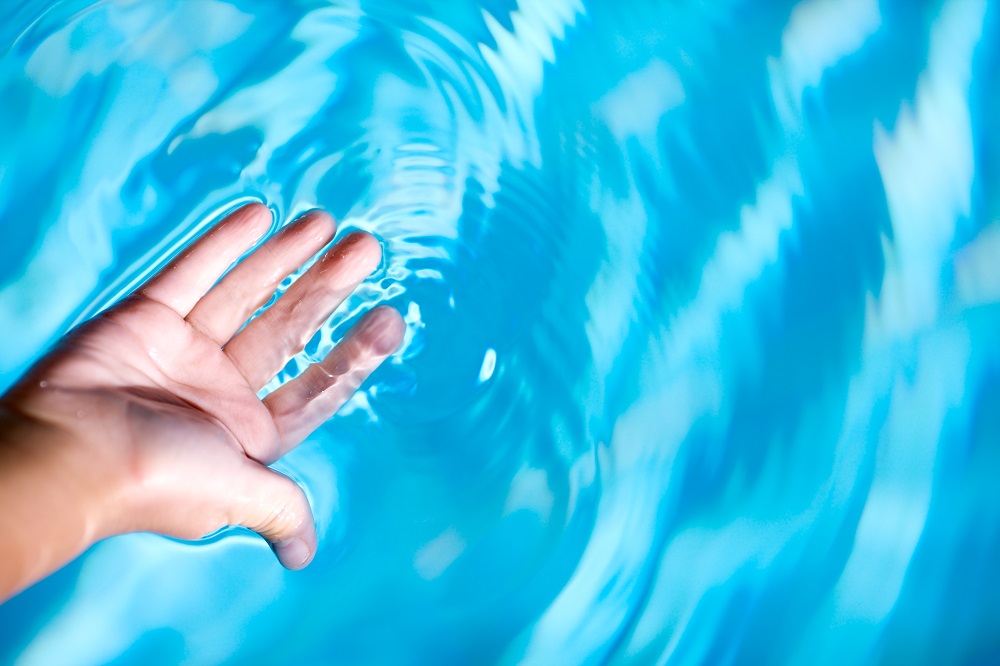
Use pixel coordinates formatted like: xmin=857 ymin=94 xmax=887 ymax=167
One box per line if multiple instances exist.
xmin=224 ymin=231 xmax=383 ymax=390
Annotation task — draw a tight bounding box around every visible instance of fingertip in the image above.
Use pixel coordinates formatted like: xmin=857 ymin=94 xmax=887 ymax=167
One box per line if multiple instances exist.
xmin=233 ymin=202 xmax=274 ymax=241
xmin=375 ymin=305 xmax=406 ymax=353
xmin=341 ymin=231 xmax=384 ymax=275
xmin=293 ymin=209 xmax=337 ymax=244
xmin=358 ymin=305 xmax=406 ymax=356
xmin=240 ymin=201 xmax=270 ymax=217
xmin=274 ymin=536 xmax=315 ymax=570
xmin=237 ymin=464 xmax=319 ymax=569
xmin=269 ymin=494 xmax=318 ymax=570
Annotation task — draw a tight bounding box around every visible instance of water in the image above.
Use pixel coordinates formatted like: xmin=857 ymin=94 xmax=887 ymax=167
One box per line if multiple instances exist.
xmin=1 ymin=0 xmax=999 ymax=663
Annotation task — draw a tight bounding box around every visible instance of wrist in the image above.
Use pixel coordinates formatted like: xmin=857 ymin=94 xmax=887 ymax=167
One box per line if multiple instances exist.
xmin=0 ymin=393 xmax=128 ymax=594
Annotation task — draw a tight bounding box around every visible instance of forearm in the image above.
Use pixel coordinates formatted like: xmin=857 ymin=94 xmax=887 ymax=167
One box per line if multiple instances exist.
xmin=0 ymin=403 xmax=111 ymax=600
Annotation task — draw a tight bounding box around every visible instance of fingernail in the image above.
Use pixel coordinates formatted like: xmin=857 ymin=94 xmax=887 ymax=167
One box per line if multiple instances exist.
xmin=274 ymin=538 xmax=312 ymax=570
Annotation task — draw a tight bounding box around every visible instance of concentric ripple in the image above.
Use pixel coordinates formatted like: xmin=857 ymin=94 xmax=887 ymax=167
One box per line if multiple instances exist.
xmin=1 ymin=0 xmax=999 ymax=664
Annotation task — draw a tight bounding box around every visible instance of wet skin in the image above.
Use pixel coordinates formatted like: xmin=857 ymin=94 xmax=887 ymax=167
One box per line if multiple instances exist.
xmin=0 ymin=203 xmax=405 ymax=600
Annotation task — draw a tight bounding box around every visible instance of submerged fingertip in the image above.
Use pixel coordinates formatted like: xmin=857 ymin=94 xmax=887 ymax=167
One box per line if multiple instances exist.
xmin=373 ymin=304 xmax=405 ymax=330
xmin=298 ymin=209 xmax=337 ymax=237
xmin=239 ymin=201 xmax=271 ymax=220
xmin=242 ymin=201 xmax=269 ymax=213
xmin=237 ymin=202 xmax=274 ymax=240
xmin=274 ymin=537 xmax=314 ymax=570
xmin=366 ymin=306 xmax=406 ymax=355
xmin=349 ymin=230 xmax=383 ymax=262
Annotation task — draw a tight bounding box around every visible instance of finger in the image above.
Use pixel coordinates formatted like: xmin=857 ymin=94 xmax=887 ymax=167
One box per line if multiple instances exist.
xmin=140 ymin=203 xmax=273 ymax=317
xmin=228 ymin=461 xmax=318 ymax=570
xmin=263 ymin=306 xmax=405 ymax=459
xmin=186 ymin=210 xmax=336 ymax=345
xmin=225 ymin=231 xmax=383 ymax=390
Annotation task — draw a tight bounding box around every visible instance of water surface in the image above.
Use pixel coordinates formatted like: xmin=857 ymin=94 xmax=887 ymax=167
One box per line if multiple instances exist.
xmin=1 ymin=0 xmax=999 ymax=663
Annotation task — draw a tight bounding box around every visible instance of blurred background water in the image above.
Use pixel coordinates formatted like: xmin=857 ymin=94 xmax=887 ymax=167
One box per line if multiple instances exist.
xmin=0 ymin=0 xmax=998 ymax=663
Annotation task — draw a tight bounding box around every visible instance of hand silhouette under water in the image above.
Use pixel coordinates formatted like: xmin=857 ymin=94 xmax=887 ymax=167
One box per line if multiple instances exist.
xmin=0 ymin=203 xmax=404 ymax=599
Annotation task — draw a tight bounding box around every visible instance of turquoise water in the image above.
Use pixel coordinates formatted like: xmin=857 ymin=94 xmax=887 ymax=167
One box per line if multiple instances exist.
xmin=1 ymin=0 xmax=999 ymax=663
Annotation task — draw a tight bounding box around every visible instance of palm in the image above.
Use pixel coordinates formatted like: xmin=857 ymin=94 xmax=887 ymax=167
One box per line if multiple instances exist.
xmin=13 ymin=204 xmax=403 ymax=566
xmin=86 ymin=296 xmax=279 ymax=462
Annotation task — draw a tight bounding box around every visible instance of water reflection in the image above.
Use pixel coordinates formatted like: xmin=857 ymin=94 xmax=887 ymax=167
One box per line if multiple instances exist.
xmin=0 ymin=0 xmax=998 ymax=664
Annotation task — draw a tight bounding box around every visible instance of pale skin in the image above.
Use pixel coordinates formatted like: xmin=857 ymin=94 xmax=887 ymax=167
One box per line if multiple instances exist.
xmin=0 ymin=203 xmax=405 ymax=601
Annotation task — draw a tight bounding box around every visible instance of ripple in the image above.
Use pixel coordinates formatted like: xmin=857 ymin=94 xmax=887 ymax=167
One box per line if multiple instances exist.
xmin=1 ymin=0 xmax=1000 ymax=664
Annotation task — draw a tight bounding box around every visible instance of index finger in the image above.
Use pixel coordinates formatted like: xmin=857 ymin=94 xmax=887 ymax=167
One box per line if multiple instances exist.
xmin=140 ymin=203 xmax=273 ymax=317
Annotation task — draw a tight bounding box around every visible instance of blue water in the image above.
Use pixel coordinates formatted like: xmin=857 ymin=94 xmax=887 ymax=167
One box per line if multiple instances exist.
xmin=1 ymin=0 xmax=999 ymax=663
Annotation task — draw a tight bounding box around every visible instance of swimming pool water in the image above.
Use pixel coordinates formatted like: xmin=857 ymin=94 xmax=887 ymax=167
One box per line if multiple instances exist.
xmin=1 ymin=0 xmax=999 ymax=663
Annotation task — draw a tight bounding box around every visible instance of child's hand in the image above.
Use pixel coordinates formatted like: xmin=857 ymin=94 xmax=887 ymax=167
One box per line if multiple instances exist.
xmin=0 ymin=204 xmax=404 ymax=597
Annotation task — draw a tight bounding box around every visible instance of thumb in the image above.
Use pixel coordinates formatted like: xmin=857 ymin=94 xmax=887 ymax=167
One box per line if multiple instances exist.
xmin=228 ymin=461 xmax=318 ymax=570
